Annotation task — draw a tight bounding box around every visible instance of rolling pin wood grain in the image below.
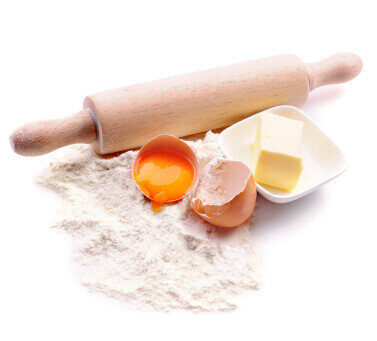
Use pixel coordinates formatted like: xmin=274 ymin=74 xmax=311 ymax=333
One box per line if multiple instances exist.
xmin=10 ymin=52 xmax=362 ymax=156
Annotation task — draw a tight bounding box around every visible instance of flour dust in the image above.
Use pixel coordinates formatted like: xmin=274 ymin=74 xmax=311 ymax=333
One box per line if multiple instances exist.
xmin=37 ymin=132 xmax=260 ymax=312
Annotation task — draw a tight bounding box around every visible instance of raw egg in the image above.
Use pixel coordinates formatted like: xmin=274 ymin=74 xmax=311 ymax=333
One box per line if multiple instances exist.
xmin=132 ymin=135 xmax=199 ymax=211
xmin=191 ymin=158 xmax=257 ymax=228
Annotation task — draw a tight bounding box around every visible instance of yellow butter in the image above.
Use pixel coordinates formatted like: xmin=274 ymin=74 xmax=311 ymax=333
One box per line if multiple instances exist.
xmin=251 ymin=112 xmax=303 ymax=192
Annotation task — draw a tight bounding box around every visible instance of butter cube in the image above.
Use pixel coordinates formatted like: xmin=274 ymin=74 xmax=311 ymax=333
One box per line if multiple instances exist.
xmin=251 ymin=112 xmax=303 ymax=191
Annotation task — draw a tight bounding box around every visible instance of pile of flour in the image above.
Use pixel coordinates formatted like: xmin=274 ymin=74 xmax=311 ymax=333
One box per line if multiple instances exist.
xmin=37 ymin=132 xmax=260 ymax=312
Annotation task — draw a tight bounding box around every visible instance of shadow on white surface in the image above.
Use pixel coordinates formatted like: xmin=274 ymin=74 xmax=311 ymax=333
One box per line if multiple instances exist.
xmin=253 ymin=188 xmax=326 ymax=236
xmin=303 ymin=85 xmax=344 ymax=110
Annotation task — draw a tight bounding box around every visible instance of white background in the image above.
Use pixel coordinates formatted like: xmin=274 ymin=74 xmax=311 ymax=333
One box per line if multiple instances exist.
xmin=1 ymin=1 xmax=376 ymax=340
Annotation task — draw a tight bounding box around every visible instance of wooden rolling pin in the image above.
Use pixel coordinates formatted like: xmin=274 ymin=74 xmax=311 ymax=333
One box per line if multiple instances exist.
xmin=10 ymin=52 xmax=362 ymax=156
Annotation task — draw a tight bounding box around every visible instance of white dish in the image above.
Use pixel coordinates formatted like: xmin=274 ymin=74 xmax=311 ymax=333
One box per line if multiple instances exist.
xmin=219 ymin=105 xmax=347 ymax=203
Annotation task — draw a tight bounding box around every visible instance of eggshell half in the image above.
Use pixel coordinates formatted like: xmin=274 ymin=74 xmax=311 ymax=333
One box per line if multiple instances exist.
xmin=132 ymin=134 xmax=199 ymax=202
xmin=191 ymin=158 xmax=257 ymax=228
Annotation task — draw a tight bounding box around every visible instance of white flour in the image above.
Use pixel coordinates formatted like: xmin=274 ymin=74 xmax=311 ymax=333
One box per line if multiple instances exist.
xmin=37 ymin=132 xmax=260 ymax=312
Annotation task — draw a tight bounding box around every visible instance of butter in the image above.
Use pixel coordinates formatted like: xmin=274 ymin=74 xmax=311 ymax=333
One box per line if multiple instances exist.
xmin=251 ymin=112 xmax=303 ymax=191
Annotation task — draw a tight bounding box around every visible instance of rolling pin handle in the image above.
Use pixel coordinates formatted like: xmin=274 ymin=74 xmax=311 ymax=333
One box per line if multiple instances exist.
xmin=9 ymin=109 xmax=97 ymax=156
xmin=305 ymin=52 xmax=363 ymax=91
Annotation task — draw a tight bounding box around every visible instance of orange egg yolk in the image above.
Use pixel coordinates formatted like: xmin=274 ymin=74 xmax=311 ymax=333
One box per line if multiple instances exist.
xmin=133 ymin=150 xmax=195 ymax=211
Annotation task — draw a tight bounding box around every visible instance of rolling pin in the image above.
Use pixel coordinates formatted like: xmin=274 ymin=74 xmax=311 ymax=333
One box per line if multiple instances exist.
xmin=10 ymin=52 xmax=362 ymax=156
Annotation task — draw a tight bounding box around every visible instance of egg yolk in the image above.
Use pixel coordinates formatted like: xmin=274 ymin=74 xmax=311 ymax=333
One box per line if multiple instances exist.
xmin=134 ymin=150 xmax=195 ymax=211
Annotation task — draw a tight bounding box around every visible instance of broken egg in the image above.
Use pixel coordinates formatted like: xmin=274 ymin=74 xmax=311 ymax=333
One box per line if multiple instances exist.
xmin=191 ymin=158 xmax=257 ymax=228
xmin=132 ymin=134 xmax=199 ymax=211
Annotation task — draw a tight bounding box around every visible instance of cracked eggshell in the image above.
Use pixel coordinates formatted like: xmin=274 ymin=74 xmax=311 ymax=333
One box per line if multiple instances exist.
xmin=132 ymin=134 xmax=199 ymax=202
xmin=191 ymin=158 xmax=257 ymax=228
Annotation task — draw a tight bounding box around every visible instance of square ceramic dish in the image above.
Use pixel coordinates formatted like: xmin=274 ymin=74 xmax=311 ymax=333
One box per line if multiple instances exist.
xmin=219 ymin=105 xmax=347 ymax=203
